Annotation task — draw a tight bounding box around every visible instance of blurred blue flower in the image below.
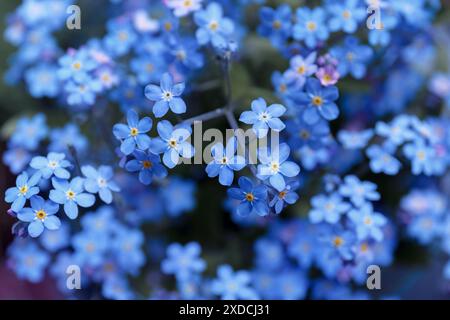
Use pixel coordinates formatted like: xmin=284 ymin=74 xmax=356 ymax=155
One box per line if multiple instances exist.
xmin=161 ymin=242 xmax=206 ymax=280
xmin=227 ymin=176 xmax=269 ymax=216
xmin=211 ymin=265 xmax=258 ymax=300
xmin=125 ymin=150 xmax=168 ymax=185
xmin=81 ymin=165 xmax=121 ymax=204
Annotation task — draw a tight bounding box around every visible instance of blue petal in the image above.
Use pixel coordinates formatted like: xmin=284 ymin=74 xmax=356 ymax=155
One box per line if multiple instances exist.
xmin=138 ymin=117 xmax=152 ymax=133
xmin=153 ymin=100 xmax=170 ymax=118
xmin=64 ymin=201 xmax=78 ymax=219
xmin=28 ymin=220 xmax=44 ymax=237
xmin=157 ymin=120 xmax=173 ymax=140
xmin=113 ymin=123 xmax=130 ymax=139
xmin=127 ymin=109 xmax=139 ymax=128
xmin=239 ymin=111 xmax=257 ymax=124
xmin=76 ymin=193 xmax=95 ymax=208
xmin=49 ymin=189 xmax=66 ymax=204
xmin=99 ymin=188 xmax=113 ymax=204
xmin=139 ymin=169 xmax=152 ymax=185
xmin=11 ymin=196 xmax=26 ymax=212
xmin=169 ymin=98 xmax=186 ymax=114
xmin=121 ymin=137 xmax=136 ymax=155
xmin=44 ymin=216 xmax=61 ymax=230
xmin=279 ymin=161 xmax=300 ymax=177
xmin=149 ymin=138 xmax=168 ymax=154
xmin=218 ymin=167 xmax=234 ymax=186
xmin=144 ymin=84 xmax=162 ymax=101
xmin=206 ymin=162 xmax=221 ymax=177
xmin=270 ymin=173 xmax=286 ymax=191
xmin=136 ymin=134 xmax=151 ymax=150
xmin=30 ymin=156 xmax=47 ymax=169
xmin=160 ymin=73 xmax=173 ymax=92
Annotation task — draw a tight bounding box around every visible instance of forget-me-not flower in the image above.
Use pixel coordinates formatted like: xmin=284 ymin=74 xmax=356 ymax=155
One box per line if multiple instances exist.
xmin=194 ymin=2 xmax=234 ymax=48
xmin=30 ymin=152 xmax=71 ymax=179
xmin=17 ymin=196 xmax=60 ymax=238
xmin=49 ymin=177 xmax=96 ymax=219
xmin=205 ymin=137 xmax=246 ymax=186
xmin=5 ymin=171 xmax=41 ymax=212
xmin=113 ymin=109 xmax=152 ymax=155
xmin=257 ymin=143 xmax=300 ymax=192
xmin=149 ymin=120 xmax=195 ymax=169
xmin=239 ymin=98 xmax=286 ymax=138
xmin=125 ymin=149 xmax=168 ymax=185
xmin=144 ymin=72 xmax=186 ymax=118
xmin=227 ymin=176 xmax=269 ymax=216
xmin=161 ymin=242 xmax=206 ymax=280
xmin=81 ymin=165 xmax=121 ymax=204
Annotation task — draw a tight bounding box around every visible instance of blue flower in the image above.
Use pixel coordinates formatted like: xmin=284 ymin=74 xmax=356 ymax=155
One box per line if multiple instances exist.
xmin=3 ymin=147 xmax=31 ymax=174
xmin=258 ymin=5 xmax=292 ymax=47
xmin=10 ymin=113 xmax=47 ymax=151
xmin=194 ymin=2 xmax=234 ymax=48
xmin=49 ymin=123 xmax=88 ymax=154
xmin=297 ymin=78 xmax=340 ymax=124
xmin=160 ymin=177 xmax=197 ymax=217
xmin=5 ymin=171 xmax=41 ymax=212
xmin=144 ymin=72 xmax=187 ymax=118
xmin=239 ymin=98 xmax=286 ymax=138
xmin=330 ymin=37 xmax=373 ymax=79
xmin=149 ymin=120 xmax=195 ymax=169
xmin=293 ymin=7 xmax=329 ymax=48
xmin=366 ymin=145 xmax=402 ymax=175
xmin=169 ymin=38 xmax=204 ymax=71
xmin=8 ymin=241 xmax=49 ymax=283
xmin=113 ymin=109 xmax=152 ymax=155
xmin=72 ymin=231 xmax=108 ymax=267
xmin=283 ymin=52 xmax=318 ymax=88
xmin=30 ymin=152 xmax=71 ymax=179
xmin=17 ymin=196 xmax=60 ymax=238
xmin=211 ymin=264 xmax=258 ymax=300
xmin=286 ymin=116 xmax=330 ymax=149
xmin=161 ymin=242 xmax=206 ymax=280
xmin=25 ymin=64 xmax=60 ymax=98
xmin=321 ymin=228 xmax=356 ymax=260
xmin=81 ymin=165 xmax=121 ymax=204
xmin=326 ymin=0 xmax=366 ymax=33
xmin=403 ymin=139 xmax=435 ymax=175
xmin=338 ymin=175 xmax=380 ymax=207
xmin=257 ymin=143 xmax=300 ymax=192
xmin=269 ymin=181 xmax=299 ymax=214
xmin=125 ymin=150 xmax=168 ymax=185
xmin=348 ymin=205 xmax=387 ymax=241
xmin=205 ymin=137 xmax=246 ymax=186
xmin=337 ymin=129 xmax=373 ymax=150
xmin=130 ymin=54 xmax=164 ymax=85
xmin=112 ymin=227 xmax=145 ymax=276
xmin=65 ymin=77 xmax=102 ymax=106
xmin=309 ymin=193 xmax=350 ymax=224
xmin=227 ymin=176 xmax=269 ymax=216
xmin=57 ymin=49 xmax=97 ymax=82
xmin=103 ymin=21 xmax=137 ymax=57
xmin=49 ymin=177 xmax=96 ymax=219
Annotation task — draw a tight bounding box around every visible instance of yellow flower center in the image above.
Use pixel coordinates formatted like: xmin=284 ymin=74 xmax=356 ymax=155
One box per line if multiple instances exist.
xmin=333 ymin=236 xmax=344 ymax=247
xmin=279 ymin=84 xmax=287 ymax=92
xmin=342 ymin=10 xmax=352 ymax=20
xmin=130 ymin=127 xmax=139 ymax=137
xmin=306 ymin=21 xmax=317 ymax=31
xmin=36 ymin=210 xmax=47 ymax=220
xmin=360 ymin=243 xmax=369 ymax=252
xmin=312 ymin=96 xmax=323 ymax=106
xmin=364 ymin=217 xmax=373 ymax=225
xmin=271 ymin=162 xmax=280 ymax=172
xmin=85 ymin=243 xmax=95 ymax=253
xmin=183 ymin=0 xmax=192 ymax=6
xmin=279 ymin=191 xmax=287 ymax=199
xmin=221 ymin=157 xmax=228 ymax=164
xmin=209 ymin=21 xmax=219 ymax=31
xmin=169 ymin=139 xmax=178 ymax=148
xmin=300 ymin=130 xmax=310 ymax=139
xmin=272 ymin=20 xmax=281 ymax=30
xmin=417 ymin=151 xmax=426 ymax=160
xmin=66 ymin=190 xmax=76 ymax=200
xmin=142 ymin=160 xmax=152 ymax=169
xmin=164 ymin=22 xmax=172 ymax=31
xmin=118 ymin=31 xmax=128 ymax=41
xmin=19 ymin=185 xmax=28 ymax=195
xmin=146 ymin=63 xmax=154 ymax=72
xmin=72 ymin=61 xmax=82 ymax=70
xmin=245 ymin=193 xmax=255 ymax=202
xmin=297 ymin=65 xmax=306 ymax=75
xmin=346 ymin=52 xmax=354 ymax=61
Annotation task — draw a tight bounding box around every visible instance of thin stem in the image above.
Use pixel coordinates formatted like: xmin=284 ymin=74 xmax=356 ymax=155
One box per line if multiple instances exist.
xmin=180 ymin=107 xmax=226 ymax=126
xmin=68 ymin=145 xmax=82 ymax=176
xmin=223 ymin=59 xmax=233 ymax=111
